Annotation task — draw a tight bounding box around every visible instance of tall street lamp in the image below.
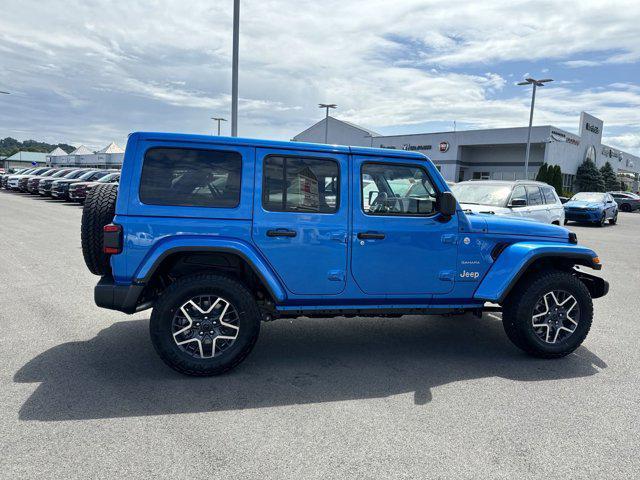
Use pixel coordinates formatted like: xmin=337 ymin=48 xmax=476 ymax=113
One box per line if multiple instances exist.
xmin=518 ymin=77 xmax=553 ymax=179
xmin=318 ymin=103 xmax=337 ymax=143
xmin=231 ymin=0 xmax=240 ymax=137
xmin=211 ymin=117 xmax=227 ymax=136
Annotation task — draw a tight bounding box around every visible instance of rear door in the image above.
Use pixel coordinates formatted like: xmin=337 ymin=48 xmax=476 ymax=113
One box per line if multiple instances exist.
xmin=252 ymin=148 xmax=349 ymax=295
xmin=541 ymin=185 xmax=563 ymax=223
xmin=525 ymin=185 xmax=548 ymax=222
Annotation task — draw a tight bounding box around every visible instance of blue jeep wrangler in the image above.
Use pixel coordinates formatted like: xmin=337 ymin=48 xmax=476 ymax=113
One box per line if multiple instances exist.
xmin=81 ymin=132 xmax=608 ymax=376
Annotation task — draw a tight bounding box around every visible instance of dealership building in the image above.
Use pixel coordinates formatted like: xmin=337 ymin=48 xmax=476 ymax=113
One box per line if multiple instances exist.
xmin=293 ymin=112 xmax=639 ymax=191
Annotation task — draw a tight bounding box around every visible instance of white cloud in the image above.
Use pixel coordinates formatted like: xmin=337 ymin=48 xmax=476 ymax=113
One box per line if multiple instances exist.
xmin=0 ymin=0 xmax=638 ymax=154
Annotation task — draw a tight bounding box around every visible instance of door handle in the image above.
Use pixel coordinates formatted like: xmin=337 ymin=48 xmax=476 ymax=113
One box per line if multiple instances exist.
xmin=266 ymin=229 xmax=297 ymax=238
xmin=357 ymin=232 xmax=385 ymax=240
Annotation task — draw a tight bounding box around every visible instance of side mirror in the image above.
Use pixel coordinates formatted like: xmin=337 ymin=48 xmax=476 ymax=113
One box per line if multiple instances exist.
xmin=368 ymin=190 xmax=379 ymax=205
xmin=438 ymin=191 xmax=457 ymax=217
xmin=510 ymin=198 xmax=527 ymax=207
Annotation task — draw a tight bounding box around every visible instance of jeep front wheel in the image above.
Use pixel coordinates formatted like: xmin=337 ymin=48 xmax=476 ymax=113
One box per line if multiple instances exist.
xmin=150 ymin=273 xmax=261 ymax=376
xmin=502 ymin=270 xmax=593 ymax=358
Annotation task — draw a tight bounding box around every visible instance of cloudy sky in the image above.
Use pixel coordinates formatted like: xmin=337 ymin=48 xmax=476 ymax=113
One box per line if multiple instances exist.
xmin=1 ymin=0 xmax=639 ymax=153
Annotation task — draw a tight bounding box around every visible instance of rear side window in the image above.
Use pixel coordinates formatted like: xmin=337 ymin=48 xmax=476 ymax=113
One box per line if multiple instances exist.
xmin=140 ymin=148 xmax=242 ymax=208
xmin=541 ymin=185 xmax=558 ymax=204
xmin=262 ymin=156 xmax=339 ymax=213
xmin=526 ymin=185 xmax=543 ymax=206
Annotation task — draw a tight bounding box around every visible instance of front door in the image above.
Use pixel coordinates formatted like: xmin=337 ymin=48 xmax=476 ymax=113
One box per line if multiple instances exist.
xmin=252 ymin=148 xmax=349 ymax=295
xmin=351 ymin=156 xmax=458 ymax=295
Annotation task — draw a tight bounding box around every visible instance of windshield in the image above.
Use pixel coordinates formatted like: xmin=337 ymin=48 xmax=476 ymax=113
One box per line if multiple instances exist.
xmin=571 ymin=192 xmax=605 ymax=202
xmin=51 ymin=169 xmax=72 ymax=177
xmin=97 ymin=172 xmax=120 ymax=183
xmin=63 ymin=170 xmax=88 ymax=179
xmin=450 ymin=183 xmax=512 ymax=207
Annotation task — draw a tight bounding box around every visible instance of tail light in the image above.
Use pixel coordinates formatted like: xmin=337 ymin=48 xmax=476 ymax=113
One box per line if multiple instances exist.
xmin=103 ymin=224 xmax=123 ymax=254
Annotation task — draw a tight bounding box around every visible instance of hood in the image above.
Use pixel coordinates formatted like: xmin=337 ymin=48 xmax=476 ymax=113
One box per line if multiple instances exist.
xmin=564 ymin=200 xmax=602 ymax=209
xmin=459 ymin=203 xmax=512 ymax=215
xmin=465 ymin=212 xmax=569 ymax=240
xmin=53 ymin=179 xmax=82 ymax=184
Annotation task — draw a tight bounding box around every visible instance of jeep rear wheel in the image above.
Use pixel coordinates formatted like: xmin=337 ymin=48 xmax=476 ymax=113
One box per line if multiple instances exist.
xmin=150 ymin=273 xmax=261 ymax=376
xmin=502 ymin=270 xmax=593 ymax=358
xmin=81 ymin=183 xmax=118 ymax=276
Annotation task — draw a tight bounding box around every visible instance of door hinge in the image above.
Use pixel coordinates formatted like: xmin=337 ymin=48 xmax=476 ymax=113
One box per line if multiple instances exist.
xmin=441 ymin=234 xmax=458 ymax=244
xmin=438 ymin=270 xmax=456 ymax=282
xmin=327 ymin=270 xmax=345 ymax=282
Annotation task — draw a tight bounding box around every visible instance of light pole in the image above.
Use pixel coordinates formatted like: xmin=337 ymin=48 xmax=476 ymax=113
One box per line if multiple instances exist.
xmin=518 ymin=77 xmax=553 ymax=179
xmin=231 ymin=0 xmax=240 ymax=137
xmin=318 ymin=103 xmax=337 ymax=143
xmin=211 ymin=117 xmax=227 ymax=136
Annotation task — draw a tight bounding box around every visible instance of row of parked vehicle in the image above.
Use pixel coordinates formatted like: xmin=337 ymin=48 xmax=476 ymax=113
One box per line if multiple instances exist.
xmin=449 ymin=179 xmax=640 ymax=227
xmin=0 ymin=166 xmax=120 ymax=202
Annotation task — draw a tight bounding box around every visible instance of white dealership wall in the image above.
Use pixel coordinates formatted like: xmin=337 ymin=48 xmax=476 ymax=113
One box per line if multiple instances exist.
xmin=293 ymin=113 xmax=639 ymax=191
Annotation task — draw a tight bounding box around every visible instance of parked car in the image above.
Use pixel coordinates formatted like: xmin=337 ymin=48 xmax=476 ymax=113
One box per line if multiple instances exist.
xmin=609 ymin=191 xmax=640 ymax=212
xmin=27 ymin=168 xmax=71 ymax=195
xmin=39 ymin=169 xmax=90 ymax=196
xmin=81 ymin=132 xmax=607 ymax=376
xmin=564 ymin=192 xmax=618 ymax=226
xmin=1 ymin=168 xmax=30 ymax=188
xmin=17 ymin=168 xmax=60 ymax=192
xmin=69 ymin=172 xmax=120 ymax=202
xmin=6 ymin=167 xmax=51 ymax=190
xmin=1 ymin=168 xmax=32 ymax=189
xmin=51 ymin=170 xmax=111 ymax=200
xmin=450 ymin=180 xmax=565 ymax=224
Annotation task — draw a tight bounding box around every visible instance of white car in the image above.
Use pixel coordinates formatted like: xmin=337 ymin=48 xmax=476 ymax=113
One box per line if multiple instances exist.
xmin=450 ymin=180 xmax=565 ymax=225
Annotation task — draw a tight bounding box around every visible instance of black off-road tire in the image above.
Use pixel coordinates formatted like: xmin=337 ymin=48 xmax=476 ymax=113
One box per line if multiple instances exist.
xmin=81 ymin=183 xmax=118 ymax=276
xmin=150 ymin=273 xmax=261 ymax=376
xmin=502 ymin=270 xmax=593 ymax=358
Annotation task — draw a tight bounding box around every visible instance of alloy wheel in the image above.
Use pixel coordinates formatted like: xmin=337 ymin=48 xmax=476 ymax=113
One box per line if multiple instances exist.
xmin=172 ymin=295 xmax=240 ymax=359
xmin=531 ymin=290 xmax=580 ymax=344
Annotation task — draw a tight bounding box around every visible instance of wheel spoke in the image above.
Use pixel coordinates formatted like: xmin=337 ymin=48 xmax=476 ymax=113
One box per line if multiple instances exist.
xmin=531 ymin=290 xmax=579 ymax=345
xmin=172 ymin=295 xmax=240 ymax=359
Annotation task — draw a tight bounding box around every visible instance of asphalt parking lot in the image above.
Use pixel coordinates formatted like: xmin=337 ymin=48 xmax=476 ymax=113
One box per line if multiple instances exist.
xmin=1 ymin=190 xmax=639 ymax=479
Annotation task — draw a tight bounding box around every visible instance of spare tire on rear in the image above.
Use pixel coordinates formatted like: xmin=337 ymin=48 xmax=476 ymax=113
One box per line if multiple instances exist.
xmin=81 ymin=183 xmax=118 ymax=276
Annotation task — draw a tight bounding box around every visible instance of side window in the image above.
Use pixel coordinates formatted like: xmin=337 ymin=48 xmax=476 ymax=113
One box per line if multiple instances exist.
xmin=140 ymin=148 xmax=242 ymax=208
xmin=262 ymin=156 xmax=339 ymax=213
xmin=510 ymin=185 xmax=527 ymax=205
xmin=361 ymin=163 xmax=437 ymax=216
xmin=526 ymin=185 xmax=543 ymax=206
xmin=541 ymin=186 xmax=558 ymax=204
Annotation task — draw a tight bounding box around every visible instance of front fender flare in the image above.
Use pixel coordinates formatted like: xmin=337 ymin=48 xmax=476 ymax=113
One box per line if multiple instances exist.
xmin=473 ymin=242 xmax=600 ymax=304
xmin=134 ymin=236 xmax=287 ymax=302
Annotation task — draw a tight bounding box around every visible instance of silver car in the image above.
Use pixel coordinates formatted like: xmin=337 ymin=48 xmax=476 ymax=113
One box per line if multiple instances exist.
xmin=450 ymin=180 xmax=565 ymax=225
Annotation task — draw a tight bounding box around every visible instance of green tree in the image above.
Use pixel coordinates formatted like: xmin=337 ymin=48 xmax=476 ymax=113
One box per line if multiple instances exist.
xmin=536 ymin=163 xmax=549 ymax=183
xmin=551 ymin=165 xmax=563 ymax=195
xmin=575 ymin=159 xmax=605 ymax=192
xmin=599 ymin=161 xmax=618 ymax=192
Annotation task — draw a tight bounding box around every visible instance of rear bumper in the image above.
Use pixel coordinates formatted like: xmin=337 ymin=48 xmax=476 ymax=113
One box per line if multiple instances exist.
xmin=95 ymin=275 xmax=144 ymax=314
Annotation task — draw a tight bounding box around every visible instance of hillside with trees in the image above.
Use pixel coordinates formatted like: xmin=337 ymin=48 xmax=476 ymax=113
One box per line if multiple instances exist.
xmin=0 ymin=137 xmax=75 ymax=158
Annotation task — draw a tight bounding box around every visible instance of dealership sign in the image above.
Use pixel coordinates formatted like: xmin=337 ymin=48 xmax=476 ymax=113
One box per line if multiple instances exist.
xmin=439 ymin=141 xmax=449 ymax=153
xmin=551 ymin=130 xmax=580 ymax=146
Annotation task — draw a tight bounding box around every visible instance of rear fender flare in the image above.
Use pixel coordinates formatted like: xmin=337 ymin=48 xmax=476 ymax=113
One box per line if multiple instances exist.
xmin=474 ymin=242 xmax=601 ymax=304
xmin=134 ymin=236 xmax=287 ymax=302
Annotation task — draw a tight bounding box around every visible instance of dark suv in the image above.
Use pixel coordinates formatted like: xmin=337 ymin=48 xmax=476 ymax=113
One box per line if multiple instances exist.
xmin=81 ymin=132 xmax=608 ymax=376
